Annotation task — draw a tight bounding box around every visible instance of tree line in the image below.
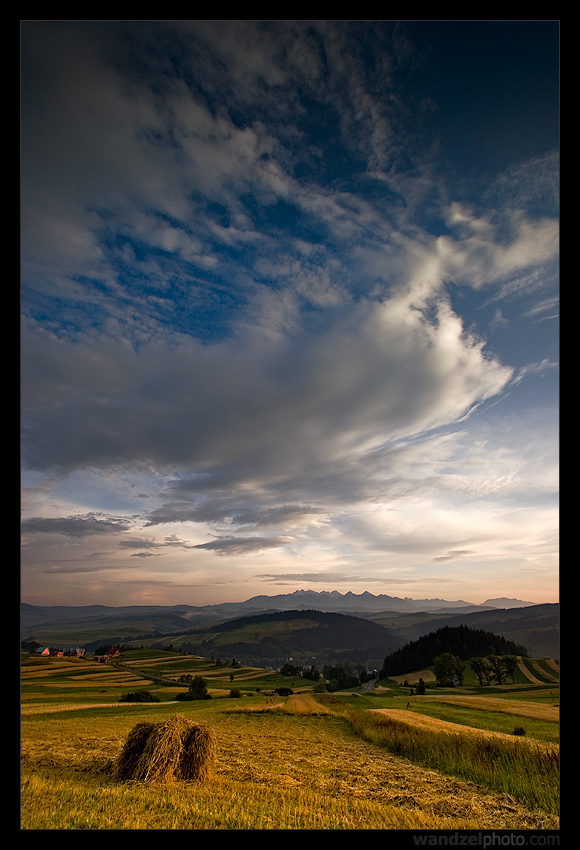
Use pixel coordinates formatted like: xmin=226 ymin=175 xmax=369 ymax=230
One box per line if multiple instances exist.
xmin=380 ymin=625 xmax=527 ymax=680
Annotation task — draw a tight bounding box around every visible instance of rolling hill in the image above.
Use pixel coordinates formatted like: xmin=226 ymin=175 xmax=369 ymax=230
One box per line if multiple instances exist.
xmin=21 ymin=594 xmax=558 ymax=662
xmin=140 ymin=609 xmax=399 ymax=668
xmin=379 ymin=624 xmax=528 ymax=679
xmin=366 ymin=604 xmax=559 ymax=659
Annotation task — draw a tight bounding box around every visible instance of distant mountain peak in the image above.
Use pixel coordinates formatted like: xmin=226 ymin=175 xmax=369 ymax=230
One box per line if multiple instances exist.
xmin=483 ymin=598 xmax=537 ymax=608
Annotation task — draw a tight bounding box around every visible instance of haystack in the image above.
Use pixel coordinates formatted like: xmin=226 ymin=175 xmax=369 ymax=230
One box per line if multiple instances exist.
xmin=114 ymin=714 xmax=215 ymax=782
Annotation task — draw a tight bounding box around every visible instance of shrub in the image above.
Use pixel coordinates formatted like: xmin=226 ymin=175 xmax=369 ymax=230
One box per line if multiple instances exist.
xmin=119 ymin=690 xmax=160 ymax=703
xmin=229 ymin=688 xmax=242 ymax=698
xmin=513 ymin=726 xmax=526 ymax=736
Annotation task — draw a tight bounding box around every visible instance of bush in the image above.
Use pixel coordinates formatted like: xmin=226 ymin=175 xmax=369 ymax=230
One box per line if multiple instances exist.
xmin=119 ymin=690 xmax=160 ymax=703
xmin=175 ymin=691 xmax=212 ymax=701
xmin=275 ymin=687 xmax=294 ymax=696
xmin=513 ymin=726 xmax=526 ymax=736
xmin=229 ymin=688 xmax=242 ymax=698
xmin=187 ymin=675 xmax=210 ymax=700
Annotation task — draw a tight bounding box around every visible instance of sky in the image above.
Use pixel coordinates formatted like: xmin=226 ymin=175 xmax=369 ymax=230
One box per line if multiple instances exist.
xmin=21 ymin=21 xmax=559 ymax=609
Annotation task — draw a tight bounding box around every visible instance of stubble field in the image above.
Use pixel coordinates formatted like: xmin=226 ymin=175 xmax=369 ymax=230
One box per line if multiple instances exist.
xmin=20 ymin=652 xmax=559 ymax=830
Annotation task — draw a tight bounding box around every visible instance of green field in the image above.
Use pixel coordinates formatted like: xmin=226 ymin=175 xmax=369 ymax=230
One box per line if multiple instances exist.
xmin=21 ymin=650 xmax=559 ymax=830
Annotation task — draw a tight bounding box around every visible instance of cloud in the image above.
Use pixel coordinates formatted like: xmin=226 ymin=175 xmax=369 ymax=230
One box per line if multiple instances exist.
xmin=432 ymin=549 xmax=476 ymax=563
xmin=22 ymin=514 xmax=130 ymax=537
xmin=232 ymin=505 xmax=325 ymax=528
xmin=256 ymin=572 xmax=374 ymax=584
xmin=193 ymin=536 xmax=293 ymax=556
xmin=20 ymin=22 xmax=559 ymax=606
xmin=21 ymin=288 xmax=513 ymax=481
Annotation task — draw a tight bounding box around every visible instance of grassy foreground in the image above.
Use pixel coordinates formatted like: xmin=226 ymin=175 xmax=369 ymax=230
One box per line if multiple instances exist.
xmin=21 ymin=652 xmax=559 ymax=830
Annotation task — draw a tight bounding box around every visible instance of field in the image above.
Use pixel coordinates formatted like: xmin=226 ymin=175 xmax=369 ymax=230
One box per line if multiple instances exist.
xmin=21 ymin=650 xmax=559 ymax=830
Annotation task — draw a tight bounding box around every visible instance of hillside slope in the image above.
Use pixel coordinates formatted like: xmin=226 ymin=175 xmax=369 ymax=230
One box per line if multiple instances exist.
xmin=165 ymin=609 xmax=398 ymax=667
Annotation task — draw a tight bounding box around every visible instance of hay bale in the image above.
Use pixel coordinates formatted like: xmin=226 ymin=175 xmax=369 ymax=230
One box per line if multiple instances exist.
xmin=114 ymin=721 xmax=157 ymax=780
xmin=114 ymin=714 xmax=215 ymax=783
xmin=180 ymin=722 xmax=216 ymax=781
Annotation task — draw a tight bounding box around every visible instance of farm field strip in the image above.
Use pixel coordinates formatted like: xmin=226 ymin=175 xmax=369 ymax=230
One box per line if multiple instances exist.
xmin=412 ymin=695 xmax=559 ymax=721
xmin=21 ymin=664 xmax=90 ymax=678
xmin=517 ymin=658 xmax=549 ymax=686
xmin=22 ymin=679 xmax=145 ymax=690
xmin=21 ymin=701 xmax=155 ymax=714
xmin=370 ymin=708 xmax=556 ymax=747
xmin=528 ymin=659 xmax=559 ymax=683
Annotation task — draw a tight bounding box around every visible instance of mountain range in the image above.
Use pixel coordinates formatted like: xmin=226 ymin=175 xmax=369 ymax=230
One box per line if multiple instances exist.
xmin=21 ymin=589 xmax=537 ymax=635
xmin=21 ymin=590 xmax=558 ymax=661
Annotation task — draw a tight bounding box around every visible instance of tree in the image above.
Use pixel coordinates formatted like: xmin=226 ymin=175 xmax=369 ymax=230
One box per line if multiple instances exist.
xmin=188 ymin=675 xmax=209 ymax=700
xmin=502 ymin=656 xmax=518 ymax=684
xmin=488 ymin=655 xmax=507 ymax=684
xmin=433 ymin=653 xmax=464 ymax=687
xmin=470 ymin=656 xmax=493 ymax=686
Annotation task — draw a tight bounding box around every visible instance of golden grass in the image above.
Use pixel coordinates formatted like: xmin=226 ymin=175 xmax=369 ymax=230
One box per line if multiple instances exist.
xmin=212 ymin=708 xmax=557 ymax=829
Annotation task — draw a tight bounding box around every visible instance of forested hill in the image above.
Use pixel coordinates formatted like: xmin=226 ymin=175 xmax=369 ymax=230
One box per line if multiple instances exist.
xmin=172 ymin=608 xmax=398 ymax=667
xmin=380 ymin=625 xmax=528 ymax=678
xmin=209 ymin=608 xmax=393 ymax=650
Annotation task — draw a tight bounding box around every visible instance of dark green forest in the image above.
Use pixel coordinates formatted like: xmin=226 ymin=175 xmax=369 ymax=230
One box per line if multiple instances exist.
xmin=380 ymin=625 xmax=527 ymax=679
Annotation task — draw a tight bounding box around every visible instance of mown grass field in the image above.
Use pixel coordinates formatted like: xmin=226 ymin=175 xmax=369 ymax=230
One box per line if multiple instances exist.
xmin=21 ymin=650 xmax=559 ymax=830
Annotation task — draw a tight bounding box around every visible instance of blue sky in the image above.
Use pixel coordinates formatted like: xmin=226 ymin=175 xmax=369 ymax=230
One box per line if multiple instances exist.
xmin=21 ymin=21 xmax=559 ymax=607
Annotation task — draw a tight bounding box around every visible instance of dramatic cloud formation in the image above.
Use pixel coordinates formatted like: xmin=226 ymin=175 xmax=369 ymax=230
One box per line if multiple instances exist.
xmin=21 ymin=21 xmax=559 ymax=607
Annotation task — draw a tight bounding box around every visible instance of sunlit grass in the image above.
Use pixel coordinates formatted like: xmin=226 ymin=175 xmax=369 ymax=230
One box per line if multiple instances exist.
xmin=325 ymin=700 xmax=559 ymax=816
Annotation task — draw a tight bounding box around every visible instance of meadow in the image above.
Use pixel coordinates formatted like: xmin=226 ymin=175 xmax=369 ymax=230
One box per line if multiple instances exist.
xmin=20 ymin=650 xmax=559 ymax=830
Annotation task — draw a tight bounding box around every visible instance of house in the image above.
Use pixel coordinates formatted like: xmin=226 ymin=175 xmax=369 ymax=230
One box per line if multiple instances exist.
xmin=94 ymin=646 xmax=120 ymax=663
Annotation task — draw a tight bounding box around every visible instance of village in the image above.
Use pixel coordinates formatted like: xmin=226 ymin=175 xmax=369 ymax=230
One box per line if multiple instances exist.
xmin=31 ymin=646 xmax=121 ymax=662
